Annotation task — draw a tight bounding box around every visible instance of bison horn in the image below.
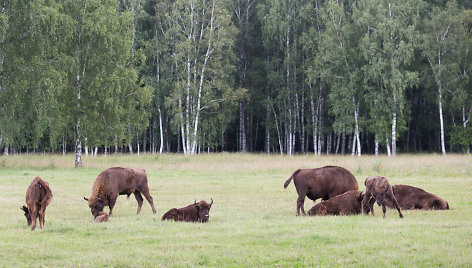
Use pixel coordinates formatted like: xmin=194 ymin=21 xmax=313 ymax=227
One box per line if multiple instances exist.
xmin=83 ymin=197 xmax=89 ymax=201
xmin=209 ymin=198 xmax=213 ymax=207
xmin=194 ymin=200 xmax=197 ymax=205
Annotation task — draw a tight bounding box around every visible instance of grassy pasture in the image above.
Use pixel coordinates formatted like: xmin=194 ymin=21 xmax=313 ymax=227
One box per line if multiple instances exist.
xmin=0 ymin=153 xmax=471 ymax=267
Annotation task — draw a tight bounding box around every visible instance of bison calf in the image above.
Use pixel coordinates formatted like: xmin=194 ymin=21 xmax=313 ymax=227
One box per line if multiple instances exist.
xmin=161 ymin=199 xmax=213 ymax=223
xmin=94 ymin=212 xmax=109 ymax=223
xmin=308 ymin=190 xmax=375 ymax=216
xmin=20 ymin=177 xmax=53 ymax=230
xmin=389 ymin=184 xmax=449 ymax=210
xmin=284 ymin=166 xmax=359 ymax=216
xmin=362 ymin=176 xmax=403 ymax=219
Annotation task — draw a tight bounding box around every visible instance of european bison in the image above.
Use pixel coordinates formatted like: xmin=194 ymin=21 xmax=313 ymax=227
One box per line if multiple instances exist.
xmin=94 ymin=212 xmax=109 ymax=223
xmin=388 ymin=184 xmax=449 ymax=210
xmin=307 ymin=190 xmax=375 ymax=216
xmin=20 ymin=177 xmax=53 ymax=230
xmin=161 ymin=199 xmax=213 ymax=223
xmin=284 ymin=166 xmax=359 ymax=216
xmin=84 ymin=167 xmax=157 ymax=218
xmin=362 ymin=176 xmax=403 ymax=218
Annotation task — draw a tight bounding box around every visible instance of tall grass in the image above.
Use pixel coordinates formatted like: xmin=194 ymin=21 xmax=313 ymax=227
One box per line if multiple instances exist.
xmin=0 ymin=154 xmax=471 ymax=267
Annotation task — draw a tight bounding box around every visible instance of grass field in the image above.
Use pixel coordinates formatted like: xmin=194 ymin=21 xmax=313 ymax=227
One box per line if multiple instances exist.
xmin=0 ymin=153 xmax=471 ymax=267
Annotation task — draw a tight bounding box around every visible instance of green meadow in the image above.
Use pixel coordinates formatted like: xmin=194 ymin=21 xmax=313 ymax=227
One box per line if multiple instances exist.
xmin=0 ymin=154 xmax=471 ymax=267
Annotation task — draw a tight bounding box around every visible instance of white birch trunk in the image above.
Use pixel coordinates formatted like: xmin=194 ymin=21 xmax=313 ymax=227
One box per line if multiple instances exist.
xmin=266 ymin=96 xmax=271 ymax=154
xmin=375 ymin=135 xmax=379 ymax=156
xmin=392 ymin=93 xmax=397 ymax=156
xmin=386 ymin=137 xmax=391 ymax=156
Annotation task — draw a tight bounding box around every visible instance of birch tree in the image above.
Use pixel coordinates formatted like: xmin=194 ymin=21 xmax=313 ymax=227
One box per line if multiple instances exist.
xmin=356 ymin=0 xmax=419 ymax=156
xmin=422 ymin=1 xmax=463 ymax=155
xmin=57 ymin=0 xmax=150 ymax=166
xmin=160 ymin=0 xmax=236 ymax=155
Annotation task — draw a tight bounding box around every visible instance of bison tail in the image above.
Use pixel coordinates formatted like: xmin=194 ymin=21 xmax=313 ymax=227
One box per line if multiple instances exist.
xmin=284 ymin=169 xmax=301 ymax=189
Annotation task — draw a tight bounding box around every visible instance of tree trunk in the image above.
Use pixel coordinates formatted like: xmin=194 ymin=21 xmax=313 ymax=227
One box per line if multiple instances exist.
xmin=375 ymin=135 xmax=379 ymax=156
xmin=75 ymin=120 xmax=82 ymax=168
xmin=392 ymin=93 xmax=397 ymax=156
xmin=265 ymin=97 xmax=271 ymax=154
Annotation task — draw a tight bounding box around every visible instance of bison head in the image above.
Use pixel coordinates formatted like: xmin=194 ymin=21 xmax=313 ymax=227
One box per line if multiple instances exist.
xmin=84 ymin=197 xmax=105 ymax=218
xmin=194 ymin=198 xmax=213 ymax=223
xmin=20 ymin=206 xmax=32 ymax=226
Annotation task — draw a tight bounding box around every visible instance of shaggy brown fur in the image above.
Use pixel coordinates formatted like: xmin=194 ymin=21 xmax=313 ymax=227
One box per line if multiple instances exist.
xmin=362 ymin=176 xmax=403 ymax=218
xmin=94 ymin=212 xmax=109 ymax=223
xmin=284 ymin=166 xmax=359 ymax=216
xmin=386 ymin=184 xmax=449 ymax=210
xmin=161 ymin=199 xmax=213 ymax=223
xmin=307 ymin=190 xmax=375 ymax=216
xmin=20 ymin=177 xmax=53 ymax=230
xmin=84 ymin=167 xmax=157 ymax=218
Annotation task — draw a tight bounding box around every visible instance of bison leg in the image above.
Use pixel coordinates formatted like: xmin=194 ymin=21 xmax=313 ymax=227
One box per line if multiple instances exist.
xmin=30 ymin=208 xmax=38 ymax=231
xmin=108 ymin=195 xmax=118 ymax=216
xmin=296 ymin=193 xmax=307 ymax=216
xmin=141 ymin=189 xmax=157 ymax=214
xmin=382 ymin=204 xmax=387 ymax=219
xmin=393 ymin=197 xmax=404 ymax=218
xmin=134 ymin=191 xmax=144 ymax=214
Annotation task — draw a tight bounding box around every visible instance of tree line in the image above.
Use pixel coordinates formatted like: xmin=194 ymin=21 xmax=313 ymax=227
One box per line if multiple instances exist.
xmin=0 ymin=0 xmax=471 ymax=166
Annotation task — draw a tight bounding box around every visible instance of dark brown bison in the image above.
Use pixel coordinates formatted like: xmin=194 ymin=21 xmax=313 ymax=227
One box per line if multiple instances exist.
xmin=20 ymin=177 xmax=53 ymax=230
xmin=84 ymin=167 xmax=157 ymax=218
xmin=307 ymin=190 xmax=375 ymax=216
xmin=388 ymin=184 xmax=449 ymax=210
xmin=161 ymin=199 xmax=213 ymax=223
xmin=284 ymin=166 xmax=359 ymax=216
xmin=362 ymin=176 xmax=403 ymax=218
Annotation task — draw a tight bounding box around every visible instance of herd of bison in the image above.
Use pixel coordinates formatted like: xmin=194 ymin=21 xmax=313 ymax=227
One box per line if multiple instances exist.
xmin=20 ymin=165 xmax=449 ymax=230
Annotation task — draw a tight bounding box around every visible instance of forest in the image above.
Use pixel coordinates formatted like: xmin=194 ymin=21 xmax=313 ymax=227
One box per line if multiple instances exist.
xmin=0 ymin=0 xmax=471 ymax=166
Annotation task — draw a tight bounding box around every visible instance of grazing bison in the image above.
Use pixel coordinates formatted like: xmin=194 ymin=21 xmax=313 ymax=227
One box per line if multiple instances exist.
xmin=84 ymin=167 xmax=157 ymax=218
xmin=94 ymin=212 xmax=109 ymax=223
xmin=161 ymin=199 xmax=213 ymax=223
xmin=284 ymin=166 xmax=359 ymax=216
xmin=362 ymin=176 xmax=403 ymax=218
xmin=387 ymin=184 xmax=449 ymax=210
xmin=307 ymin=190 xmax=375 ymax=216
xmin=20 ymin=177 xmax=53 ymax=230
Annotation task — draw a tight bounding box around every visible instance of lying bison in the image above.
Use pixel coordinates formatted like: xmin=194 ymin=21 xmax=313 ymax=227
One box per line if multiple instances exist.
xmin=84 ymin=167 xmax=157 ymax=218
xmin=284 ymin=166 xmax=358 ymax=216
xmin=308 ymin=190 xmax=375 ymax=216
xmin=94 ymin=212 xmax=109 ymax=223
xmin=362 ymin=176 xmax=403 ymax=218
xmin=21 ymin=177 xmax=53 ymax=230
xmin=388 ymin=184 xmax=449 ymax=210
xmin=161 ymin=199 xmax=213 ymax=223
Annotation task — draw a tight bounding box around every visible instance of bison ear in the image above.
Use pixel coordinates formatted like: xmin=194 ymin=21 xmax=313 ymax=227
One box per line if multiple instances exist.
xmin=83 ymin=197 xmax=89 ymax=201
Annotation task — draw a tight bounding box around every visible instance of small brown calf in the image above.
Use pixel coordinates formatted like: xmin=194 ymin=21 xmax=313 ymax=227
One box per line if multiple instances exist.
xmin=362 ymin=176 xmax=403 ymax=219
xmin=20 ymin=177 xmax=53 ymax=230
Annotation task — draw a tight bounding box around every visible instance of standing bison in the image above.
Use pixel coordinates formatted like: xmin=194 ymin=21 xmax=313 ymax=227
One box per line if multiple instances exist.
xmin=21 ymin=177 xmax=53 ymax=230
xmin=389 ymin=184 xmax=449 ymax=210
xmin=84 ymin=167 xmax=157 ymax=218
xmin=161 ymin=199 xmax=213 ymax=223
xmin=362 ymin=176 xmax=403 ymax=218
xmin=284 ymin=166 xmax=359 ymax=216
xmin=307 ymin=190 xmax=374 ymax=216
